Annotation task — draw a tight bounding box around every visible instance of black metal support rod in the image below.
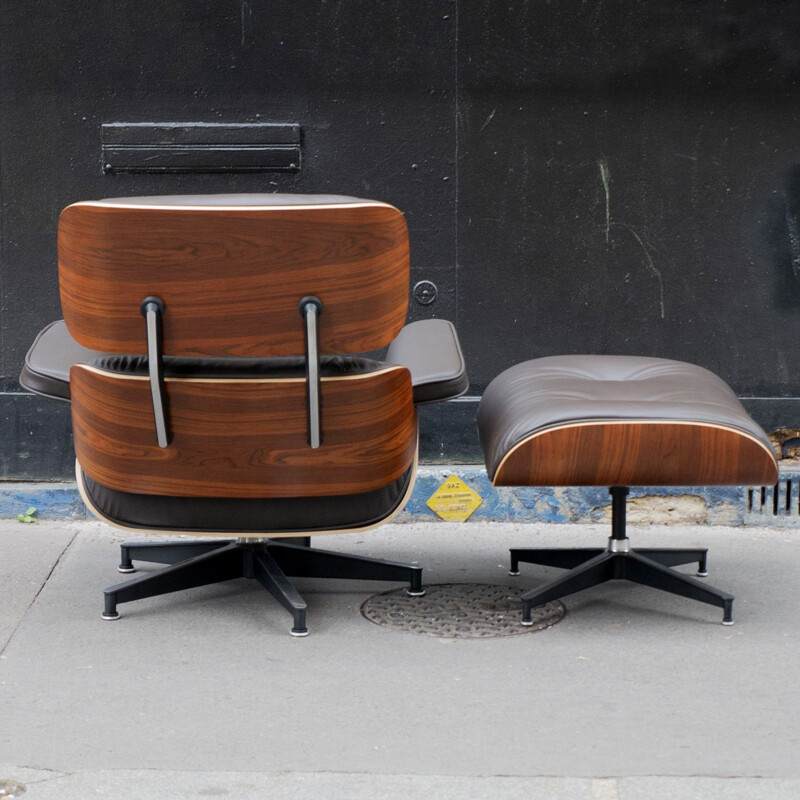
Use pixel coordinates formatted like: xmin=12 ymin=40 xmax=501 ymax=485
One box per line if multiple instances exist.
xmin=140 ymin=296 xmax=170 ymax=448
xmin=299 ymin=296 xmax=323 ymax=449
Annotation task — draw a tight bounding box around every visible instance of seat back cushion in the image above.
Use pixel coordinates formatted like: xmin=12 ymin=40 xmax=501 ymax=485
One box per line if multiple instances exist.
xmin=80 ymin=466 xmax=414 ymax=535
xmin=58 ymin=195 xmax=409 ymax=357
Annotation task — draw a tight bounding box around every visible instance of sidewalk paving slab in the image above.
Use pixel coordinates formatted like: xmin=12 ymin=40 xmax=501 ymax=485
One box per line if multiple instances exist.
xmin=0 ymin=523 xmax=75 ymax=651
xmin=0 ymin=520 xmax=798 ymax=793
xmin=3 ymin=768 xmax=800 ymax=800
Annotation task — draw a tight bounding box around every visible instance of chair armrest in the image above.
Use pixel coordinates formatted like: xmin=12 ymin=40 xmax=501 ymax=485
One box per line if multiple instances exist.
xmin=385 ymin=319 xmax=468 ymax=404
xmin=20 ymin=317 xmax=470 ymax=407
xmin=19 ymin=320 xmax=101 ymax=401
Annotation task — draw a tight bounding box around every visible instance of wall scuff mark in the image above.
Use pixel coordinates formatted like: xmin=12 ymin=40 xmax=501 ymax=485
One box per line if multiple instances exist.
xmin=599 ymin=158 xmax=665 ymax=319
xmin=612 ymin=222 xmax=666 ymax=320
xmin=238 ymin=0 xmax=253 ymax=47
xmin=598 ymin=157 xmax=611 ymax=243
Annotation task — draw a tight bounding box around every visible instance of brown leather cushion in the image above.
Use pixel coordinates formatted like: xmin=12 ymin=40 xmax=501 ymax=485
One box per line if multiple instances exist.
xmin=19 ymin=320 xmax=100 ymax=401
xmin=478 ymin=356 xmax=778 ymax=487
xmin=21 ymin=319 xmax=467 ymax=405
xmin=385 ymin=319 xmax=468 ymax=404
xmin=80 ymin=466 xmax=413 ymax=535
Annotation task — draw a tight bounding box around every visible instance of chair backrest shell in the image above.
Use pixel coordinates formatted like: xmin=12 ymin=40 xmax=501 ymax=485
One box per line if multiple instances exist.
xmin=58 ymin=198 xmax=409 ymax=356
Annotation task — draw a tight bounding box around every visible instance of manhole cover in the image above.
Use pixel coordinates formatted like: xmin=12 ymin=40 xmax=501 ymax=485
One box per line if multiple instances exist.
xmin=361 ymin=583 xmax=564 ymax=638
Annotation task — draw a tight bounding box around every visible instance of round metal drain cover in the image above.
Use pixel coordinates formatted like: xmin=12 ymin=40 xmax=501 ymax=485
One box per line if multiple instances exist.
xmin=361 ymin=583 xmax=564 ymax=638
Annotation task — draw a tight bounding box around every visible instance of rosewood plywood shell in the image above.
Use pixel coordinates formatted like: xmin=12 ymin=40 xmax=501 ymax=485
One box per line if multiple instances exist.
xmin=493 ymin=421 xmax=778 ymax=487
xmin=70 ymin=365 xmax=417 ymax=498
xmin=59 ymin=201 xmax=409 ymax=356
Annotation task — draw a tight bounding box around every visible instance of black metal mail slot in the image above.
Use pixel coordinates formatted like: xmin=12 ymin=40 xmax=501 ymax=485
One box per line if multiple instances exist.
xmin=102 ymin=123 xmax=301 ymax=173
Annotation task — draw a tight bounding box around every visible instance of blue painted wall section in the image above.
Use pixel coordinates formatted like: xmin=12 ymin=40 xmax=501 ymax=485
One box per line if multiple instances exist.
xmin=4 ymin=466 xmax=800 ymax=526
xmin=400 ymin=467 xmax=749 ymax=526
xmin=0 ymin=483 xmax=87 ymax=521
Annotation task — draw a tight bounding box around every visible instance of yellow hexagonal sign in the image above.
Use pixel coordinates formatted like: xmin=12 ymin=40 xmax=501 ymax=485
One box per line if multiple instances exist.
xmin=426 ymin=474 xmax=483 ymax=522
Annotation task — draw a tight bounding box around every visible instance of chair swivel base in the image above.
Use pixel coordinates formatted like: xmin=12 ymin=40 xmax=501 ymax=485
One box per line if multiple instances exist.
xmin=102 ymin=538 xmax=425 ymax=636
xmin=510 ymin=487 xmax=734 ymax=626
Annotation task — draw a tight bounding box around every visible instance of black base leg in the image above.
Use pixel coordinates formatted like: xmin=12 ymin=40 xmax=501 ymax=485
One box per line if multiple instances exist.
xmin=635 ymin=548 xmax=709 ymax=576
xmin=103 ymin=543 xmax=242 ymax=620
xmin=251 ymin=549 xmax=309 ymax=637
xmin=118 ymin=540 xmax=233 ymax=573
xmin=521 ymin=553 xmax=614 ymax=625
xmin=279 ymin=536 xmax=311 ymax=548
xmin=268 ymin=542 xmax=425 ymax=596
xmin=510 ymin=548 xmax=605 ymax=575
xmin=624 ymin=552 xmax=734 ymax=625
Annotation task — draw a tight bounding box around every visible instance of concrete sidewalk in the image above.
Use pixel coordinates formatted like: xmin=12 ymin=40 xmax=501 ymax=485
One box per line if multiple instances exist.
xmin=1 ymin=519 xmax=798 ymax=798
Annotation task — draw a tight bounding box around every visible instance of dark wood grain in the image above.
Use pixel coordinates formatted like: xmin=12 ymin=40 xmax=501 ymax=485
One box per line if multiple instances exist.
xmin=59 ymin=201 xmax=409 ymax=356
xmin=494 ymin=422 xmax=779 ymax=487
xmin=70 ymin=365 xmax=417 ymax=498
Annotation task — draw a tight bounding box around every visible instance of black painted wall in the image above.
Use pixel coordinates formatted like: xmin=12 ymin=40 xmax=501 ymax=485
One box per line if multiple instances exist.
xmin=2 ymin=1 xmax=800 ymax=477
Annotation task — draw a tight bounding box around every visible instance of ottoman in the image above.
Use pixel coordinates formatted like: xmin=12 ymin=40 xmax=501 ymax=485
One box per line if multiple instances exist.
xmin=477 ymin=355 xmax=779 ymax=625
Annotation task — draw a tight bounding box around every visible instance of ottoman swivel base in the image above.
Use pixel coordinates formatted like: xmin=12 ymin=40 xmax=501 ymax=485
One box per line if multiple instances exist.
xmin=513 ymin=487 xmax=734 ymax=626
